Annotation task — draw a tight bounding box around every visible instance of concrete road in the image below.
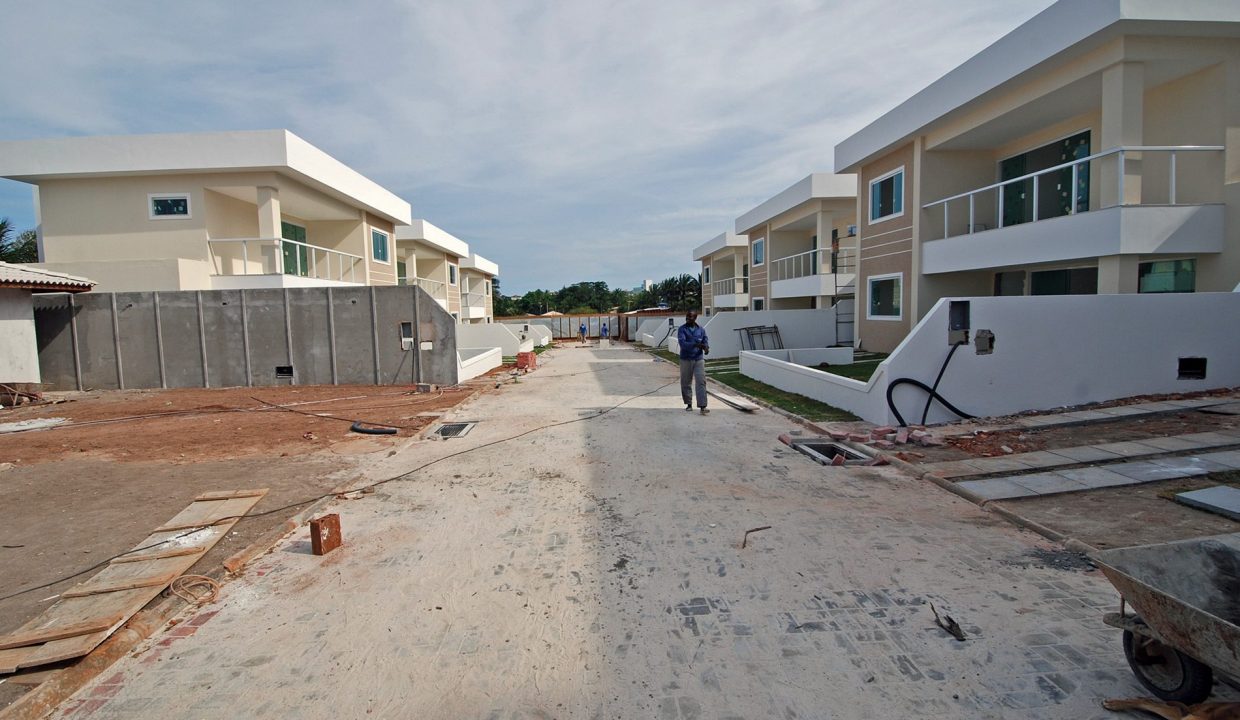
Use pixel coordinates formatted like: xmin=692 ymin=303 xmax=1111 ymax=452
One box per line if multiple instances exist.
xmin=54 ymin=344 xmax=1144 ymax=719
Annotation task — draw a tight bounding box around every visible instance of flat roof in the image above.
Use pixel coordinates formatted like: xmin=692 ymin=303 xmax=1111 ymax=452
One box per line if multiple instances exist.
xmin=834 ymin=0 xmax=1240 ymax=172
xmin=692 ymin=232 xmax=748 ymax=261
xmin=395 ymin=219 xmax=469 ymax=258
xmin=0 ymin=262 xmax=94 ymax=292
xmin=0 ymin=129 xmax=412 ymax=226
xmin=462 ymin=252 xmax=499 ymax=276
xmin=735 ymin=173 xmax=856 ymax=235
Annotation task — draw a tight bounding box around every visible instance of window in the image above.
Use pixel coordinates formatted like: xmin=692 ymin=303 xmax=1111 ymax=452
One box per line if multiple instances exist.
xmin=1030 ymin=267 xmax=1097 ymax=296
xmin=448 ymin=264 xmax=458 ymax=285
xmin=371 ymin=228 xmax=390 ymax=263
xmin=485 ymin=281 xmax=491 ymax=295
xmin=869 ymin=168 xmax=904 ymax=223
xmin=993 ymin=271 xmax=1025 ymax=296
xmin=149 ymin=194 xmax=190 ymax=219
xmin=282 ymin=221 xmax=308 ymax=277
xmin=752 ymin=238 xmax=765 ymax=267
xmin=704 ymin=266 xmax=711 ymax=284
xmin=752 ymin=297 xmax=765 ymax=311
xmin=1139 ymin=259 xmax=1195 ymax=294
xmin=867 ymin=273 xmax=902 ymax=320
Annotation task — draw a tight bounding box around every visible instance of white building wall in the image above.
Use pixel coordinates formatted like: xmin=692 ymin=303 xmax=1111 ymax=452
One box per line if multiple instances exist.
xmin=697 ymin=308 xmax=840 ymax=358
xmin=0 ymin=289 xmax=40 ymax=383
xmin=456 ymin=323 xmax=534 ymax=356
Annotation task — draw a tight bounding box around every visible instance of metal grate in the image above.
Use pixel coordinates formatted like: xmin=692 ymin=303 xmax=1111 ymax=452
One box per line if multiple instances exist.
xmin=792 ymin=441 xmax=868 ymax=465
xmin=434 ymin=422 xmax=476 ymax=438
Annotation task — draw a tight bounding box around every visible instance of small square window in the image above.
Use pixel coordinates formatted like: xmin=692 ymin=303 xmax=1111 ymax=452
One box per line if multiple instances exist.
xmin=869 ymin=168 xmax=904 ymax=223
xmin=371 ymin=228 xmax=390 ymax=263
xmin=1139 ymin=259 xmax=1195 ymax=294
xmin=150 ymin=194 xmax=190 ymax=219
xmin=867 ymin=273 xmax=902 ymax=320
xmin=752 ymin=297 xmax=765 ymax=311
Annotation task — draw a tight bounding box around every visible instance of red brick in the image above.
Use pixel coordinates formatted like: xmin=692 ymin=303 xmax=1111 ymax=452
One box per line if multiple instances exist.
xmin=310 ymin=513 xmax=343 ymax=556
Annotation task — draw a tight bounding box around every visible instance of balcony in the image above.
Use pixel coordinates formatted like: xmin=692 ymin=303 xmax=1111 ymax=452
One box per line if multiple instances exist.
xmin=921 ymin=146 xmax=1225 ymax=274
xmin=710 ymin=277 xmax=749 ymax=308
xmin=398 ymin=276 xmax=449 ymax=309
xmin=461 ymin=292 xmax=488 ymax=320
xmin=767 ymin=248 xmax=857 ymax=299
xmin=207 ymin=237 xmax=364 ymax=289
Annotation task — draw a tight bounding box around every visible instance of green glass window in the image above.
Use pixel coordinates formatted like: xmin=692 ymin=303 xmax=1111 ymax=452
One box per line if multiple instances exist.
xmin=868 ymin=275 xmax=902 ymax=319
xmin=281 ymin=222 xmax=308 ymax=277
xmin=151 ymin=195 xmax=189 ymax=217
xmin=371 ymin=229 xmax=390 ymax=263
xmin=752 ymin=239 xmax=765 ymax=266
xmin=1030 ymin=267 xmax=1098 ymax=296
xmin=870 ymin=170 xmax=903 ymax=222
xmin=1139 ymin=259 xmax=1195 ymax=293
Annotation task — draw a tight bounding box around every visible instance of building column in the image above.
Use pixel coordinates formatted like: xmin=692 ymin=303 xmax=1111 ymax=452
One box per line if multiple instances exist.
xmin=815 ymin=209 xmax=835 ymax=270
xmin=256 ymin=186 xmax=281 ymax=239
xmin=1100 ymin=62 xmax=1144 ymax=206
xmin=1098 ymin=255 xmax=1139 ymax=294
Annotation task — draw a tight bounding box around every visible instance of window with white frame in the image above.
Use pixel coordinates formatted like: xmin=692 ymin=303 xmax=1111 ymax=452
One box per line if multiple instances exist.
xmin=371 ymin=228 xmax=390 ymax=263
xmin=448 ymin=264 xmax=458 ymax=285
xmin=867 ymin=273 xmax=902 ymax=320
xmin=752 ymin=297 xmax=765 ymax=311
xmin=149 ymin=194 xmax=190 ymax=219
xmin=485 ymin=280 xmax=491 ymax=295
xmin=704 ymin=265 xmax=711 ymax=284
xmin=869 ymin=168 xmax=904 ymax=223
xmin=752 ymin=238 xmax=765 ymax=267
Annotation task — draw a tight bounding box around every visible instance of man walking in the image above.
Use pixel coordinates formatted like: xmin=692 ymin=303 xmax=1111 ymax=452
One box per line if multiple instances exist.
xmin=677 ymin=311 xmax=709 ymax=415
xmin=579 ymin=322 xmax=587 ymax=344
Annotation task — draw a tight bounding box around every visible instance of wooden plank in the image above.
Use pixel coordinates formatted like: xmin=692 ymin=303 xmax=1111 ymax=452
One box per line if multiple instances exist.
xmin=707 ymin=389 xmax=759 ymax=412
xmin=110 ymin=546 xmax=206 ymax=564
xmin=61 ymin=570 xmax=183 ymax=599
xmin=0 ymin=489 xmax=268 ymax=673
xmin=152 ymin=518 xmax=233 ymax=533
xmin=194 ymin=489 xmax=269 ymax=501
xmin=0 ymin=614 xmax=124 ymax=651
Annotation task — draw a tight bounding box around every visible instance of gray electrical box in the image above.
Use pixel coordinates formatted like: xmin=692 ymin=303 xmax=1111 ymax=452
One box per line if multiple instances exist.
xmin=975 ymin=329 xmax=995 ymax=355
xmin=948 ymin=300 xmax=970 ymax=346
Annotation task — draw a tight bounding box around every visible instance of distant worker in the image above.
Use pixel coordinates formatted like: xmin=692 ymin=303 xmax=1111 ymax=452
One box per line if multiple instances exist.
xmin=579 ymin=322 xmax=587 ymax=344
xmin=677 ymin=311 xmax=709 ymax=415
xmin=601 ymin=322 xmax=609 ymax=340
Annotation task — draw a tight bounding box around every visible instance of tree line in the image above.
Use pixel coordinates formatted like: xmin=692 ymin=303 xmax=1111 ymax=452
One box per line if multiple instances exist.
xmin=492 ymin=274 xmax=700 ymax=316
xmin=0 ymin=218 xmax=38 ymax=263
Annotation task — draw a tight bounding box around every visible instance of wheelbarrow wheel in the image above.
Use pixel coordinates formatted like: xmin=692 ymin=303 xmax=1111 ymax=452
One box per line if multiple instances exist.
xmin=1122 ymin=629 xmax=1213 ymax=704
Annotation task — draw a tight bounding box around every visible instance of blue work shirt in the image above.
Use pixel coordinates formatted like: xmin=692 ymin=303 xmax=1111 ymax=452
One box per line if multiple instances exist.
xmin=677 ymin=323 xmax=709 ymax=360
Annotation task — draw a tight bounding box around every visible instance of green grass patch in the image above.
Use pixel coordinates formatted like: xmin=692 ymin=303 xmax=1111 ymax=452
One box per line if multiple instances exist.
xmin=534 ymin=343 xmax=553 ymax=355
xmin=710 ymin=372 xmax=859 ymax=422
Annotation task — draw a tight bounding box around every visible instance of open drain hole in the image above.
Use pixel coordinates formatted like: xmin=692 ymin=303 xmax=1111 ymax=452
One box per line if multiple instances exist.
xmin=433 ymin=422 xmax=476 ymax=438
xmin=792 ymin=441 xmax=869 ymax=466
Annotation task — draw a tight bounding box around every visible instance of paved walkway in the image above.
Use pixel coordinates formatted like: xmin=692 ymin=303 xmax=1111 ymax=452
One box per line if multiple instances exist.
xmin=1002 ymin=397 xmax=1226 ymax=430
xmin=53 ymin=345 xmax=1160 ymax=719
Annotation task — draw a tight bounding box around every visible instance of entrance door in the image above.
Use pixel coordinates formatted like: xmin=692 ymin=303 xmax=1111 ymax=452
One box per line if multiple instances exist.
xmin=281 ymin=222 xmax=309 ymax=277
xmin=1000 ymin=130 xmax=1090 ymax=227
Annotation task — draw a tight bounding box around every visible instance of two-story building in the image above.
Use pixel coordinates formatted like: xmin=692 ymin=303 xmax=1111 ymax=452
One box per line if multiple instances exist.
xmin=836 ymin=0 xmax=1240 ymax=352
xmin=394 ymin=220 xmax=498 ymax=324
xmin=460 ymin=253 xmax=498 ymax=324
xmin=694 ymin=231 xmax=749 ymax=316
xmin=0 ymin=130 xmax=412 ymax=293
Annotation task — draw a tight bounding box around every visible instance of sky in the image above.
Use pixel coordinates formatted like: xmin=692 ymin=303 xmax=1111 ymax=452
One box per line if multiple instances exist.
xmin=0 ymin=0 xmax=1053 ymax=294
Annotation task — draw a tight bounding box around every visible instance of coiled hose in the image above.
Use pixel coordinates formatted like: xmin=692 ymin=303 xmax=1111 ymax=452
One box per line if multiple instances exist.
xmin=885 ymin=342 xmax=975 ymax=427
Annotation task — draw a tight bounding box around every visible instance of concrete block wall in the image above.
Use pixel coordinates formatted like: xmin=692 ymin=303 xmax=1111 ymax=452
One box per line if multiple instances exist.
xmin=457 ymin=323 xmax=533 ymax=356
xmin=32 ymin=285 xmax=459 ymax=391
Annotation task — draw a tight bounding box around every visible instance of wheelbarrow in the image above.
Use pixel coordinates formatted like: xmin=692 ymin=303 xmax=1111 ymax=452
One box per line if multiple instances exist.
xmin=1093 ymin=533 xmax=1240 ymax=703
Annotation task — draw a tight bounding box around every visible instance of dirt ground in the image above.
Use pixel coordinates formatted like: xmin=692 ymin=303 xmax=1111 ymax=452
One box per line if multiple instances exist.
xmin=999 ymin=473 xmax=1240 ymax=549
xmin=0 ymin=384 xmax=478 ymax=709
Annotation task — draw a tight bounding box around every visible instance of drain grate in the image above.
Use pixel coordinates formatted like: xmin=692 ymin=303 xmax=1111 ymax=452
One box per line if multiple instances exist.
xmin=434 ymin=422 xmax=476 ymax=438
xmin=792 ymin=441 xmax=868 ymax=466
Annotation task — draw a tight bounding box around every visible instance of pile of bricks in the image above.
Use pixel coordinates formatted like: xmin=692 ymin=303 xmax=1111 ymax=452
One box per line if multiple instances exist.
xmin=826 ymin=425 xmax=944 ymax=451
xmin=516 ymin=351 xmax=537 ymax=370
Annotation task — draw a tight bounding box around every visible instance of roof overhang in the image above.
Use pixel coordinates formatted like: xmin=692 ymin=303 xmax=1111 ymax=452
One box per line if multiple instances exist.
xmin=0 ymin=262 xmax=94 ymax=292
xmin=0 ymin=129 xmax=412 ymax=226
xmin=395 ymin=219 xmax=469 ymax=258
xmin=735 ymin=173 xmax=857 ymax=235
xmin=692 ymin=232 xmax=748 ymax=261
xmin=834 ymin=0 xmax=1240 ymax=173
xmin=462 ymin=252 xmax=498 ymax=276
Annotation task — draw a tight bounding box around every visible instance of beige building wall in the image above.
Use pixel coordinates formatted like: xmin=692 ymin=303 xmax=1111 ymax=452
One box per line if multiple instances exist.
xmin=701 ymin=259 xmax=712 ymax=310
xmin=856 ymin=143 xmax=915 ymax=353
xmin=748 ymin=230 xmax=767 ymax=310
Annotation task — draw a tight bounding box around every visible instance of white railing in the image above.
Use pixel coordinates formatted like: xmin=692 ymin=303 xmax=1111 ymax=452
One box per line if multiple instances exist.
xmin=768 ymin=247 xmax=857 ymax=282
xmin=711 ymin=277 xmax=749 ymax=296
xmin=399 ymin=276 xmax=446 ymax=296
xmin=207 ymin=237 xmax=363 ymax=282
xmin=923 ymin=145 xmax=1224 ymax=241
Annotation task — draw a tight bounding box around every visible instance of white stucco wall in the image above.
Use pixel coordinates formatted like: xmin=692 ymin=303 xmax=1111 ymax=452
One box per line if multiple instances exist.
xmin=457 ymin=346 xmax=503 ymax=382
xmin=0 ymin=289 xmax=40 ymax=384
xmin=748 ymin=347 xmax=855 ymax=366
xmin=636 ymin=317 xmax=680 ymax=347
xmin=742 ymin=293 xmax=1240 ymax=425
xmin=456 ymin=323 xmax=533 ymax=356
xmin=698 ymin=308 xmax=840 ymax=358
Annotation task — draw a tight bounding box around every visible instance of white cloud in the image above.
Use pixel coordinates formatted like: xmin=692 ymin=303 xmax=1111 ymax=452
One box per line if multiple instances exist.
xmin=0 ymin=0 xmax=1052 ymax=292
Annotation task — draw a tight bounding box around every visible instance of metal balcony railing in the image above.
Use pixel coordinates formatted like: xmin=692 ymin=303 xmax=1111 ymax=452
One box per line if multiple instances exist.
xmin=207 ymin=237 xmax=363 ymax=282
xmin=398 ymin=276 xmax=447 ymax=296
xmin=923 ymin=145 xmax=1224 ymax=241
xmin=463 ymin=292 xmax=488 ymax=307
xmin=711 ymin=277 xmax=749 ymax=296
xmin=767 ymin=247 xmax=857 ymax=283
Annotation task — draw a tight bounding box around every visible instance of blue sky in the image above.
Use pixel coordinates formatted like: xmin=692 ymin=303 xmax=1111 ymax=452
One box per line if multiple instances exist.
xmin=0 ymin=0 xmax=1051 ymax=294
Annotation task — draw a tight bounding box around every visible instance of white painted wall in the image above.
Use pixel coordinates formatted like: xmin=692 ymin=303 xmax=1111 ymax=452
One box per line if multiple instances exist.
xmin=457 ymin=346 xmax=502 ymax=382
xmin=749 ymin=347 xmax=855 ymax=366
xmin=743 ymin=293 xmax=1240 ymax=425
xmin=636 ymin=317 xmax=680 ymax=347
xmin=456 ymin=323 xmax=533 ymax=356
xmin=0 ymin=289 xmax=40 ymax=384
xmin=698 ymin=308 xmax=839 ymax=358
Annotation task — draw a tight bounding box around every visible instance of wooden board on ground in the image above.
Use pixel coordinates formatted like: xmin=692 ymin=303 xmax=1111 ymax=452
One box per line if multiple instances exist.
xmin=708 ymin=389 xmax=759 ymax=412
xmin=0 ymin=489 xmax=268 ymax=674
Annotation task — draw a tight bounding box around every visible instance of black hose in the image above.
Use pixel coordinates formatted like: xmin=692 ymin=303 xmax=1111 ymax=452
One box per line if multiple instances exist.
xmin=350 ymin=421 xmax=398 ymax=435
xmin=885 ymin=344 xmax=974 ymax=427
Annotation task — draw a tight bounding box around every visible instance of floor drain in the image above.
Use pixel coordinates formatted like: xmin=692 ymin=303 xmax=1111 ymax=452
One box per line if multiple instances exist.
xmin=792 ymin=441 xmax=869 ymax=466
xmin=434 ymin=422 xmax=476 ymax=438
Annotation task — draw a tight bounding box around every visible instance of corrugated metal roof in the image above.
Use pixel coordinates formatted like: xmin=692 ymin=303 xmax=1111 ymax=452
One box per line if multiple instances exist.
xmin=0 ymin=262 xmax=94 ymax=291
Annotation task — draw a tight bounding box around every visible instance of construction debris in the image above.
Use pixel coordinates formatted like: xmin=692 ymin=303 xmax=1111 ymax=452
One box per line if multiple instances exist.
xmin=310 ymin=514 xmax=343 ymax=556
xmin=930 ymin=603 xmax=967 ymax=642
xmin=741 ymin=525 xmax=772 ymax=549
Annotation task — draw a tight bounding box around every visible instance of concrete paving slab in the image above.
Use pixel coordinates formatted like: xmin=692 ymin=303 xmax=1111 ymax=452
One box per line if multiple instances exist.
xmin=1198 ymin=450 xmax=1240 ymax=470
xmin=956 ymin=477 xmax=1037 ymax=500
xmin=1148 ymin=456 xmax=1235 ymax=474
xmin=1200 ymin=401 xmax=1240 ymax=415
xmin=1059 ymin=410 xmax=1112 ymax=423
xmin=1176 ymin=431 xmax=1240 ymax=447
xmin=923 ymin=461 xmax=981 ymax=479
xmin=1175 ymin=486 xmax=1240 ymax=522
xmin=1047 ymin=445 xmax=1123 ymax=463
xmin=962 ymin=456 xmax=1040 ymax=474
xmin=1054 ymin=466 xmax=1136 ymax=489
xmin=1092 ymin=441 xmax=1163 ymax=458
xmin=1137 ymin=435 xmax=1220 ymax=452
xmin=1167 ymin=397 xmax=1228 ymax=408
xmin=1131 ymin=401 xmax=1192 ymax=413
xmin=1013 ymin=416 xmax=1063 ymax=428
xmin=1107 ymin=461 xmax=1205 ymax=483
xmin=1010 ymin=451 xmax=1077 ymax=470
xmin=1092 ymin=405 xmax=1149 ymax=417
xmin=1009 ymin=473 xmax=1090 ymax=496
